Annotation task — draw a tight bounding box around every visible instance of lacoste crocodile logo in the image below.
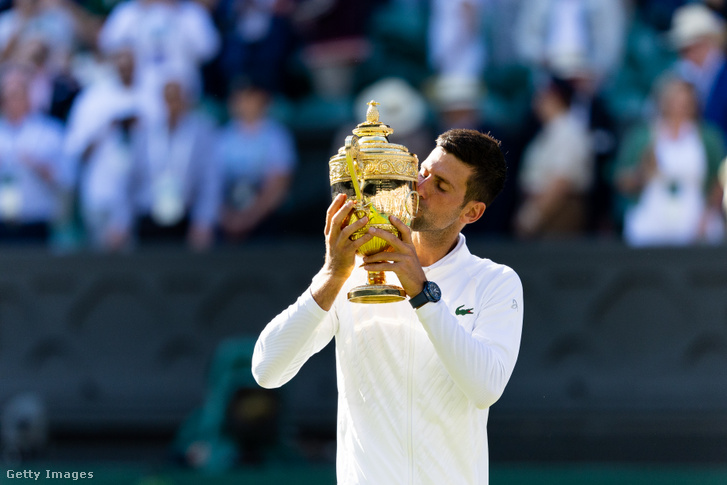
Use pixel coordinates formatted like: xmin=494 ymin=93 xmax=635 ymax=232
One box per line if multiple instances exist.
xmin=456 ymin=305 xmax=474 ymax=316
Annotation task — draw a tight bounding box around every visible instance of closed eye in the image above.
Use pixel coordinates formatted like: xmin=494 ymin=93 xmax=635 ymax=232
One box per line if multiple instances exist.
xmin=421 ymin=166 xmax=452 ymax=192
xmin=435 ymin=174 xmax=452 ymax=192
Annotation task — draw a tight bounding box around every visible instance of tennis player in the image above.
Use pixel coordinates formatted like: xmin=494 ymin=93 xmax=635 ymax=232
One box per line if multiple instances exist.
xmin=253 ymin=128 xmax=523 ymax=484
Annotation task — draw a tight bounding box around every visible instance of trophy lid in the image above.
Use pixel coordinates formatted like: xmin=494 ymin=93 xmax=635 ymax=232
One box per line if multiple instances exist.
xmin=329 ymin=100 xmax=419 ymax=185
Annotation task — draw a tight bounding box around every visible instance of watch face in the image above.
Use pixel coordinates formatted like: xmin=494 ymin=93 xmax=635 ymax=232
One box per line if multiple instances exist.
xmin=426 ymin=282 xmax=441 ymax=301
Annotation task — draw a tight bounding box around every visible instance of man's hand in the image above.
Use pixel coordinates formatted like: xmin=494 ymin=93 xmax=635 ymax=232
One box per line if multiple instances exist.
xmin=311 ymin=194 xmax=372 ymax=311
xmin=362 ymin=215 xmax=426 ymax=297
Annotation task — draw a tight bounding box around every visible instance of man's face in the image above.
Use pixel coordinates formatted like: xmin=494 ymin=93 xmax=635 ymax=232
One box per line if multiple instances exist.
xmin=411 ymin=146 xmax=474 ymax=232
xmin=230 ymin=88 xmax=269 ymax=123
xmin=679 ymin=38 xmax=714 ymax=66
xmin=1 ymin=75 xmax=30 ymax=122
xmin=660 ymin=80 xmax=697 ymax=120
xmin=114 ymin=50 xmax=135 ymax=86
xmin=163 ymin=81 xmax=186 ymax=115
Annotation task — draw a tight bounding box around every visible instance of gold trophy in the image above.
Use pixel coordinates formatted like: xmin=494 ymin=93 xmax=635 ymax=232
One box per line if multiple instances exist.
xmin=329 ymin=100 xmax=420 ymax=303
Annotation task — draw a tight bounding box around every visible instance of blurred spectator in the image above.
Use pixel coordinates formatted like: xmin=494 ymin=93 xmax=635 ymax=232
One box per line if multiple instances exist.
xmin=0 ymin=66 xmax=69 ymax=244
xmin=212 ymin=0 xmax=296 ymax=95
xmin=293 ymin=0 xmax=380 ymax=99
xmin=131 ymin=77 xmax=220 ymax=251
xmin=14 ymin=38 xmax=56 ymax=114
xmin=428 ymin=0 xmax=487 ymax=78
xmin=13 ymin=36 xmax=80 ymax=121
xmin=0 ymin=0 xmax=82 ymax=120
xmin=64 ymin=47 xmax=140 ymax=251
xmin=614 ymin=76 xmax=725 ymax=246
xmin=428 ymin=75 xmax=485 ymax=132
xmin=98 ymin=0 xmax=220 ymax=123
xmin=217 ymin=79 xmax=296 ymax=242
xmin=514 ymin=0 xmax=627 ymax=87
xmin=515 ymin=77 xmax=594 ymax=239
xmin=0 ymin=0 xmax=76 ymax=70
xmin=550 ymin=52 xmax=619 ymax=235
xmin=668 ymin=3 xmax=727 ymax=141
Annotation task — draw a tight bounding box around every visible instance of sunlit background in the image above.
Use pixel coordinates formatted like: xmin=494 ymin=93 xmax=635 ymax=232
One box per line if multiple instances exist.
xmin=2 ymin=0 xmax=727 ymax=483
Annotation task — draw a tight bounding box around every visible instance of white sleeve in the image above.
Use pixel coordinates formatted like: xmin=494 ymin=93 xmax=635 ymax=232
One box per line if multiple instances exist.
xmin=63 ymin=89 xmax=105 ymax=160
xmin=252 ymin=288 xmax=337 ymax=389
xmin=416 ymin=269 xmax=523 ymax=409
xmin=98 ymin=3 xmax=136 ymax=54
xmin=180 ymin=2 xmax=220 ymax=63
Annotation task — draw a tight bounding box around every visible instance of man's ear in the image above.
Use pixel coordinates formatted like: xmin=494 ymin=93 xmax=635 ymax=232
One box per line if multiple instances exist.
xmin=460 ymin=201 xmax=486 ymax=225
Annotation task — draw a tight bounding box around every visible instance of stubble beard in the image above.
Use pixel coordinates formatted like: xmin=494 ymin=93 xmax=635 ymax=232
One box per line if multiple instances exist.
xmin=410 ymin=207 xmax=431 ymax=231
xmin=410 ymin=216 xmax=421 ymax=231
xmin=411 ymin=201 xmax=468 ymax=244
xmin=410 ymin=206 xmax=455 ymax=233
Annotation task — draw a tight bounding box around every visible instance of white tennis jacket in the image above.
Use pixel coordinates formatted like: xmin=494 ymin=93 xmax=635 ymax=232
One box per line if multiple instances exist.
xmin=253 ymin=234 xmax=523 ymax=484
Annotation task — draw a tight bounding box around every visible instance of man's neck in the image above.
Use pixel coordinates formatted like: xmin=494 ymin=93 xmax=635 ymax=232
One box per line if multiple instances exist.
xmin=6 ymin=112 xmax=27 ymax=126
xmin=412 ymin=228 xmax=461 ymax=268
xmin=167 ymin=111 xmax=183 ymax=131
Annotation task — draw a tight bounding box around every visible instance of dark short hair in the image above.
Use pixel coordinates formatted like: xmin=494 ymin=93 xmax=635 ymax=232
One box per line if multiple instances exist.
xmin=546 ymin=76 xmax=576 ymax=108
xmin=435 ymin=128 xmax=507 ymax=207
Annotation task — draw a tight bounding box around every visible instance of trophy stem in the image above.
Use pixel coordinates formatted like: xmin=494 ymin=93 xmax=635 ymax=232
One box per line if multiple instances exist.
xmin=368 ymin=271 xmax=386 ymax=286
xmin=347 ymin=271 xmax=407 ymax=304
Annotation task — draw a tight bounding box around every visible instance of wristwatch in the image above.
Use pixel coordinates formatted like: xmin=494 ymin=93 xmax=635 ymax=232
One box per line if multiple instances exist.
xmin=409 ymin=281 xmax=441 ymax=309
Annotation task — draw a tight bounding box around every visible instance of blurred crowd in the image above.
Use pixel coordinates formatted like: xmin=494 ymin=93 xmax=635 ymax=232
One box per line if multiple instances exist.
xmin=0 ymin=0 xmax=725 ymax=251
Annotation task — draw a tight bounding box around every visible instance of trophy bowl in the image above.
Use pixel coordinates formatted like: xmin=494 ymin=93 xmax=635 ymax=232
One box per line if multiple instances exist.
xmin=329 ymin=101 xmax=420 ymax=304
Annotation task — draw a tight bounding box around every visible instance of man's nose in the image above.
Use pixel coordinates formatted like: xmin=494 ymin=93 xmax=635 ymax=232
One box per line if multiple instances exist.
xmin=417 ymin=175 xmax=429 ymax=198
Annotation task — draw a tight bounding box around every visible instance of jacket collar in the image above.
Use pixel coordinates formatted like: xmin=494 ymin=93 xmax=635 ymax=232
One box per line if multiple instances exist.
xmin=423 ymin=233 xmax=469 ymax=278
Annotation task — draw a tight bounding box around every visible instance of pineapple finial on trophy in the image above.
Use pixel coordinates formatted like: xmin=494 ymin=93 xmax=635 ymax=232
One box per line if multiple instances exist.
xmin=366 ymin=100 xmax=380 ymax=123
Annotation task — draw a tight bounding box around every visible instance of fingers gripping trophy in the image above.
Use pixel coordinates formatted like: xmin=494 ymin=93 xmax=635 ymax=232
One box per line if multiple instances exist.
xmin=329 ymin=100 xmax=420 ymax=303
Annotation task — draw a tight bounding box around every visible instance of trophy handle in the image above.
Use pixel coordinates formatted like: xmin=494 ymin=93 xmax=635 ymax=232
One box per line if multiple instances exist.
xmin=405 ymin=190 xmax=420 ymax=218
xmin=345 ymin=135 xmax=363 ymax=202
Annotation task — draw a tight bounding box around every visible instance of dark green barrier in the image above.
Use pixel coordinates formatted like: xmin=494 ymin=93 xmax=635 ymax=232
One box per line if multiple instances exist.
xmin=2 ymin=240 xmax=727 ymax=462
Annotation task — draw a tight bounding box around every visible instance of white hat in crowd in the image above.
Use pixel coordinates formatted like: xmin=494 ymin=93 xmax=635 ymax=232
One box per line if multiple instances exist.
xmin=355 ymin=77 xmax=428 ymax=137
xmin=668 ymin=3 xmax=725 ymax=49
xmin=547 ymin=49 xmax=594 ymax=79
xmin=427 ymin=75 xmax=485 ymax=113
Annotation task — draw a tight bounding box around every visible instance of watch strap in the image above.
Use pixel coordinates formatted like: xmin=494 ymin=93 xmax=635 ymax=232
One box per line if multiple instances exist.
xmin=409 ymin=281 xmax=440 ymax=309
xmin=409 ymin=288 xmax=429 ymax=309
